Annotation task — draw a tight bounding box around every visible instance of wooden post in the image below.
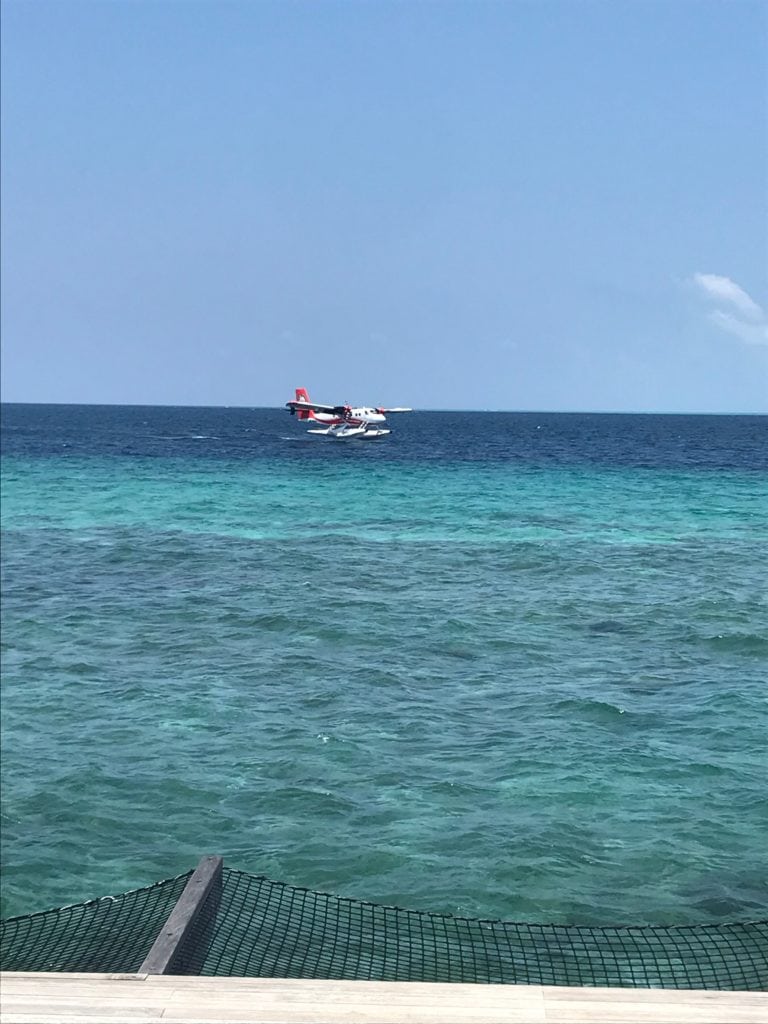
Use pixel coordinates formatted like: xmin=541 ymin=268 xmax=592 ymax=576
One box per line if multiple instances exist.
xmin=139 ymin=855 xmax=223 ymax=975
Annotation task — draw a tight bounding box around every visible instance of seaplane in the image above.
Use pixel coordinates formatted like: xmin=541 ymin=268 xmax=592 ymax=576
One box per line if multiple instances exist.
xmin=286 ymin=388 xmax=412 ymax=440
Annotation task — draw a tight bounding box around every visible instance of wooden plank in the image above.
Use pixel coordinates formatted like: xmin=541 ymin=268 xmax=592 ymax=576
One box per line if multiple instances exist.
xmin=138 ymin=855 xmax=223 ymax=976
xmin=0 ymin=973 xmax=150 ymax=982
xmin=1 ymin=974 xmax=767 ymax=1024
xmin=544 ymin=987 xmax=765 ymax=1024
xmin=2 ymin=1015 xmax=167 ymax=1024
xmin=0 ymin=1004 xmax=164 ymax=1019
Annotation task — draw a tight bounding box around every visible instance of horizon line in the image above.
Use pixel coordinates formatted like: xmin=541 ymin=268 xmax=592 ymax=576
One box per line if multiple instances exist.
xmin=1 ymin=400 xmax=766 ymax=417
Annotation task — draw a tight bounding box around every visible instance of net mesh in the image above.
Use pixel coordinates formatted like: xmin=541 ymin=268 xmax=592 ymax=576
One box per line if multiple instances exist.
xmin=2 ymin=866 xmax=766 ymax=989
xmin=0 ymin=872 xmax=192 ymax=973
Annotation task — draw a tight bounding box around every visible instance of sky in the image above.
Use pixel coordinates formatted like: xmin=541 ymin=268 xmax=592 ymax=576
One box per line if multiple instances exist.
xmin=1 ymin=0 xmax=766 ymax=413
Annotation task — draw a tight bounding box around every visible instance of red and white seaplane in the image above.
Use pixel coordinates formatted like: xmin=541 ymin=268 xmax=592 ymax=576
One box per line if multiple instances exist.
xmin=286 ymin=388 xmax=412 ymax=439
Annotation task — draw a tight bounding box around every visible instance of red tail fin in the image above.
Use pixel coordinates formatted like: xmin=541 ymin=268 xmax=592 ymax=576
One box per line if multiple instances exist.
xmin=295 ymin=387 xmax=311 ymax=420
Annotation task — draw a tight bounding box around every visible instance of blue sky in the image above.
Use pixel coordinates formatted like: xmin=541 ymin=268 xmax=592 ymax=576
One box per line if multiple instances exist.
xmin=2 ymin=0 xmax=766 ymax=412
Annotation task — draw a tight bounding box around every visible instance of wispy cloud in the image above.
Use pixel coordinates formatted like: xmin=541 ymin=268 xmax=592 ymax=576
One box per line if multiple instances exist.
xmin=690 ymin=273 xmax=768 ymax=347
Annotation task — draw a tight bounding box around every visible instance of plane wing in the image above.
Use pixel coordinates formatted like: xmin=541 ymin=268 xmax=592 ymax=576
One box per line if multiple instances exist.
xmin=286 ymin=400 xmax=347 ymax=415
xmin=286 ymin=396 xmax=412 ymax=415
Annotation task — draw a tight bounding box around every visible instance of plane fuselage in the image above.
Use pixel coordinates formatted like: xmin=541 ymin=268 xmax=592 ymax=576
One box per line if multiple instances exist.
xmin=311 ymin=407 xmax=387 ymax=425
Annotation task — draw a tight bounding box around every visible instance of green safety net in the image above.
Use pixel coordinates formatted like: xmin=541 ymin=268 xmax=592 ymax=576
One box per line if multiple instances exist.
xmin=0 ymin=872 xmax=192 ymax=974
xmin=2 ymin=866 xmax=766 ymax=989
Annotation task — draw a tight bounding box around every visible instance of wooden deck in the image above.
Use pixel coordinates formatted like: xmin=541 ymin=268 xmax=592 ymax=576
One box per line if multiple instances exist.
xmin=1 ymin=973 xmax=766 ymax=1023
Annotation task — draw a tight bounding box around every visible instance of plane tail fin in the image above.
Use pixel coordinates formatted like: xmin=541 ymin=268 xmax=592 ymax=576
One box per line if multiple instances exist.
xmin=295 ymin=387 xmax=312 ymax=420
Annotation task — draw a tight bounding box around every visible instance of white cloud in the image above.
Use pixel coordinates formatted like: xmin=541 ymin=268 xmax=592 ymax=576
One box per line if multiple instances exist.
xmin=692 ymin=273 xmax=763 ymax=319
xmin=708 ymin=310 xmax=768 ymax=347
xmin=690 ymin=273 xmax=768 ymax=347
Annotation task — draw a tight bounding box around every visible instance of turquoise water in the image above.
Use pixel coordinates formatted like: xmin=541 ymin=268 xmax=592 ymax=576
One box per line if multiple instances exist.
xmin=1 ymin=406 xmax=766 ymax=924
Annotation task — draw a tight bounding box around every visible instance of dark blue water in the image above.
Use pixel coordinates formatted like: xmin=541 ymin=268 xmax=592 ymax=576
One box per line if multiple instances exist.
xmin=3 ymin=404 xmax=766 ymax=469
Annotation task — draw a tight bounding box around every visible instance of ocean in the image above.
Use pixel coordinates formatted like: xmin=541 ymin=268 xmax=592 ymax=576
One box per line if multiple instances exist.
xmin=1 ymin=404 xmax=766 ymax=925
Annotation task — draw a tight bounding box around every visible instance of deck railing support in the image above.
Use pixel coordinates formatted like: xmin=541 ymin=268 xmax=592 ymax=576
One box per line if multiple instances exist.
xmin=139 ymin=855 xmax=223 ymax=975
